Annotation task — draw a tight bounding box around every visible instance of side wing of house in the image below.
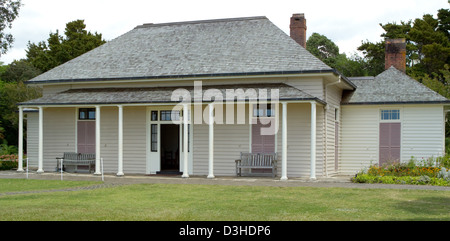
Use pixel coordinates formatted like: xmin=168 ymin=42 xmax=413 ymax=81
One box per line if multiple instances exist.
xmin=340 ymin=67 xmax=450 ymax=175
xmin=340 ymin=104 xmax=445 ymax=174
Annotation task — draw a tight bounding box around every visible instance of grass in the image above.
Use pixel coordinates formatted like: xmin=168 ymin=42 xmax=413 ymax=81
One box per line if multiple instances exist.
xmin=0 ymin=179 xmax=449 ymax=221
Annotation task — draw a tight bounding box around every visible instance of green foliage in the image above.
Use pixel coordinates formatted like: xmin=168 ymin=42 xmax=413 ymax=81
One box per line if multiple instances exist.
xmin=438 ymin=167 xmax=450 ymax=181
xmin=0 ymin=0 xmax=22 ymax=55
xmin=352 ymin=173 xmax=450 ymax=186
xmin=357 ymin=8 xmax=450 ymax=78
xmin=0 ymin=81 xmax=42 ymax=145
xmin=0 ymin=59 xmax=41 ymax=82
xmin=306 ymin=33 xmax=368 ymax=77
xmin=306 ymin=33 xmax=340 ymax=67
xmin=26 ymin=19 xmax=106 ymax=72
xmin=353 ymin=156 xmax=450 ymax=186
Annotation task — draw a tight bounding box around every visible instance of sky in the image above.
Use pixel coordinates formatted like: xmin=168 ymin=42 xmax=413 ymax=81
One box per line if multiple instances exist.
xmin=1 ymin=0 xmax=449 ymax=64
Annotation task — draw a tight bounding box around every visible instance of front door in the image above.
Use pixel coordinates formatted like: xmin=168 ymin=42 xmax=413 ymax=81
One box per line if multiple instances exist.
xmin=160 ymin=124 xmax=180 ymax=173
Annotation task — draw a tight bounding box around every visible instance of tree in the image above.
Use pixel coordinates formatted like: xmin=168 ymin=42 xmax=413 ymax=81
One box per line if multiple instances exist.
xmin=0 ymin=80 xmax=42 ymax=145
xmin=357 ymin=8 xmax=450 ymax=78
xmin=0 ymin=59 xmax=41 ymax=82
xmin=26 ymin=19 xmax=106 ymax=72
xmin=306 ymin=33 xmax=340 ymax=67
xmin=306 ymin=32 xmax=368 ymax=77
xmin=0 ymin=0 xmax=21 ymax=56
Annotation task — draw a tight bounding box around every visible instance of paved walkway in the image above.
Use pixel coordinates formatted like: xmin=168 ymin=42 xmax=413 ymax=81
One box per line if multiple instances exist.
xmin=1 ymin=170 xmax=449 ymax=191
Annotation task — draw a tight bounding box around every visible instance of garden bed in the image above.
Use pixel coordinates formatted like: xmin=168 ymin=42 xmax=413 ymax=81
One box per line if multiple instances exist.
xmin=352 ymin=157 xmax=450 ymax=186
xmin=0 ymin=154 xmax=20 ymax=170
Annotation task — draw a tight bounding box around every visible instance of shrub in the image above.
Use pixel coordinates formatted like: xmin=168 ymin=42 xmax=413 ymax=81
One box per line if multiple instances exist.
xmin=0 ymin=154 xmax=19 ymax=170
xmin=353 ymin=156 xmax=450 ymax=186
xmin=352 ymin=173 xmax=450 ymax=186
xmin=0 ymin=160 xmax=18 ymax=170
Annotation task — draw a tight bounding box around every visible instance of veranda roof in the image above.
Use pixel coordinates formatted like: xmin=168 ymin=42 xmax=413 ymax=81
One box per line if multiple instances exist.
xmin=20 ymin=83 xmax=325 ymax=106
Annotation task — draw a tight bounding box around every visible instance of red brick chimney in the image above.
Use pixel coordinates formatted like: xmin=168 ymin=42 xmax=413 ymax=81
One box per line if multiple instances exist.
xmin=385 ymin=38 xmax=406 ymax=72
xmin=290 ymin=13 xmax=307 ymax=48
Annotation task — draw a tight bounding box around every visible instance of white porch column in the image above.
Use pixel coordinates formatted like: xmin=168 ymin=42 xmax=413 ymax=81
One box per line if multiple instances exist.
xmin=280 ymin=102 xmax=288 ymax=181
xmin=17 ymin=106 xmax=24 ymax=172
xmin=182 ymin=103 xmax=189 ymax=178
xmin=94 ymin=105 xmax=101 ymax=175
xmin=207 ymin=103 xmax=215 ymax=179
xmin=310 ymin=101 xmax=317 ymax=179
xmin=37 ymin=106 xmax=44 ymax=173
xmin=117 ymin=105 xmax=124 ymax=176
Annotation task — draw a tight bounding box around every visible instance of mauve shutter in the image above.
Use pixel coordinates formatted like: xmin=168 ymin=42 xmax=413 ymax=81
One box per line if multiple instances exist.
xmin=390 ymin=123 xmax=401 ymax=162
xmin=379 ymin=123 xmax=401 ymax=165
xmin=252 ymin=121 xmax=263 ymax=153
xmin=252 ymin=119 xmax=275 ymax=153
xmin=85 ymin=121 xmax=96 ymax=153
xmin=77 ymin=122 xmax=86 ymax=153
xmin=77 ymin=121 xmax=96 ymax=154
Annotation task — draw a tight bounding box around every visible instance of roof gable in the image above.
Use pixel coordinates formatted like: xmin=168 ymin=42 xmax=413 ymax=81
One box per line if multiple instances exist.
xmin=28 ymin=16 xmax=331 ymax=83
xmin=342 ymin=66 xmax=450 ymax=105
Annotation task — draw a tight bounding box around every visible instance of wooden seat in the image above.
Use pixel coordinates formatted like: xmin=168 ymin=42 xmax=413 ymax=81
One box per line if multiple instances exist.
xmin=235 ymin=152 xmax=277 ymax=178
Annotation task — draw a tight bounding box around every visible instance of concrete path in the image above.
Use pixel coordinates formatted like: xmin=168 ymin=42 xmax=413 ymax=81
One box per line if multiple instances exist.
xmin=1 ymin=170 xmax=449 ymax=191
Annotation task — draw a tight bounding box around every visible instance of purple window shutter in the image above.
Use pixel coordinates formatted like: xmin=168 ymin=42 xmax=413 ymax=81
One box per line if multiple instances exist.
xmin=379 ymin=123 xmax=401 ymax=165
xmin=252 ymin=119 xmax=275 ymax=153
xmin=78 ymin=121 xmax=96 ymax=154
xmin=335 ymin=122 xmax=339 ymax=171
xmin=390 ymin=123 xmax=401 ymax=161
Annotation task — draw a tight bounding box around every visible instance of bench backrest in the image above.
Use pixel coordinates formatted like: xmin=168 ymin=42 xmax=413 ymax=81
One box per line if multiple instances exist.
xmin=63 ymin=152 xmax=95 ymax=160
xmin=240 ymin=152 xmax=277 ymax=166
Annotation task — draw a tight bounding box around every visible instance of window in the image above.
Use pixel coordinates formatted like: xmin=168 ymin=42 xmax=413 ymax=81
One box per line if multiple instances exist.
xmin=151 ymin=111 xmax=158 ymax=121
xmin=253 ymin=104 xmax=275 ymax=117
xmin=151 ymin=124 xmax=158 ymax=152
xmin=381 ymin=110 xmax=400 ymax=120
xmin=160 ymin=110 xmax=180 ymax=121
xmin=79 ymin=108 xmax=95 ymax=120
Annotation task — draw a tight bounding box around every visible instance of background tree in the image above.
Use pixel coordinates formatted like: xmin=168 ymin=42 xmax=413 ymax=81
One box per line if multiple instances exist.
xmin=0 ymin=78 xmax=42 ymax=146
xmin=306 ymin=32 xmax=368 ymax=77
xmin=26 ymin=19 xmax=106 ymax=72
xmin=357 ymin=8 xmax=450 ymax=79
xmin=1 ymin=59 xmax=41 ymax=82
xmin=0 ymin=19 xmax=106 ymax=148
xmin=306 ymin=33 xmax=340 ymax=67
xmin=0 ymin=0 xmax=21 ymax=56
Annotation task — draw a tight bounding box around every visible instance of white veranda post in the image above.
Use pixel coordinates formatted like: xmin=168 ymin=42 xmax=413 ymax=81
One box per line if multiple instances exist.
xmin=117 ymin=105 xmax=124 ymax=176
xmin=182 ymin=103 xmax=189 ymax=178
xmin=17 ymin=106 xmax=24 ymax=172
xmin=37 ymin=106 xmax=44 ymax=173
xmin=207 ymin=103 xmax=215 ymax=179
xmin=95 ymin=105 xmax=101 ymax=175
xmin=310 ymin=101 xmax=316 ymax=179
xmin=280 ymin=102 xmax=288 ymax=181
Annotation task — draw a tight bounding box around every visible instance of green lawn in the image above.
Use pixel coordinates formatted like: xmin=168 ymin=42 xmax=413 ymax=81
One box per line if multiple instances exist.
xmin=0 ymin=179 xmax=449 ymax=221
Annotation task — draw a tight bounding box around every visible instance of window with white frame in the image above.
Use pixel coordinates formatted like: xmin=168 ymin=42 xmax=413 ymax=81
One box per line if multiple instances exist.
xmin=253 ymin=103 xmax=275 ymax=117
xmin=381 ymin=109 xmax=400 ymax=120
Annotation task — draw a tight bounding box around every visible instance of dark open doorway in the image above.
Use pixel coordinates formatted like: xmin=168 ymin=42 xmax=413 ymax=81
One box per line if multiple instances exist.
xmin=159 ymin=124 xmax=181 ymax=174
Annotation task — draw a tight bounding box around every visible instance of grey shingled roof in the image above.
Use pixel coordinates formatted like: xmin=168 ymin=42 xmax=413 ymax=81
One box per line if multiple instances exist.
xmin=342 ymin=66 xmax=450 ymax=104
xmin=20 ymin=83 xmax=324 ymax=106
xmin=28 ymin=16 xmax=332 ymax=83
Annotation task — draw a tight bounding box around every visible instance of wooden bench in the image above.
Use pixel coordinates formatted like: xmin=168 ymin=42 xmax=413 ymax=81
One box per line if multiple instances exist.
xmin=235 ymin=152 xmax=278 ymax=178
xmin=56 ymin=152 xmax=96 ymax=173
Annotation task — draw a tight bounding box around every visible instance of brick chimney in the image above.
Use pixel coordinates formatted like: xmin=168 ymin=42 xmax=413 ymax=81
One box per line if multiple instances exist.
xmin=385 ymin=38 xmax=406 ymax=72
xmin=290 ymin=13 xmax=307 ymax=48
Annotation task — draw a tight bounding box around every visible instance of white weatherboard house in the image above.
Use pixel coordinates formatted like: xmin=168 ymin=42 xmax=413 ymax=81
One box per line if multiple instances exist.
xmin=17 ymin=14 xmax=450 ymax=179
